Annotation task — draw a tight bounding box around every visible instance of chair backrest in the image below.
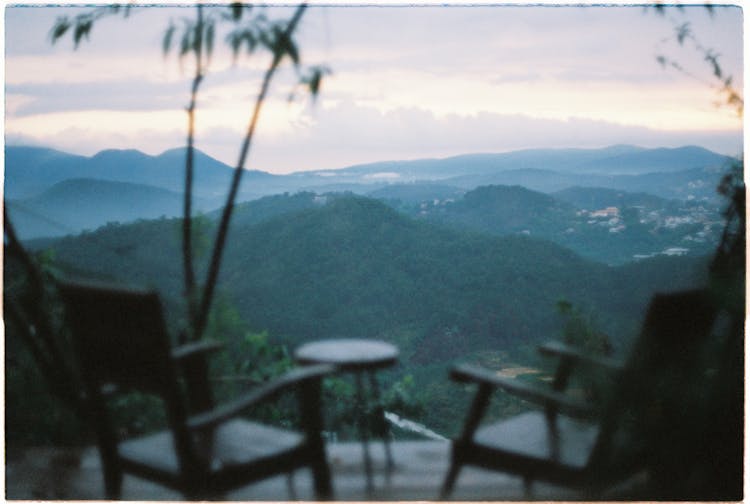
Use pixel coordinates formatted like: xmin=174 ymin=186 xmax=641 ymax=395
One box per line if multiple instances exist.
xmin=58 ymin=279 xmax=200 ymax=478
xmin=58 ymin=279 xmax=178 ymax=396
xmin=589 ymin=288 xmax=718 ymax=477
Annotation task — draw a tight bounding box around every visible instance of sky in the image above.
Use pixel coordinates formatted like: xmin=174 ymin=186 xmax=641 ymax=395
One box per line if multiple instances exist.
xmin=4 ymin=3 xmax=744 ymax=174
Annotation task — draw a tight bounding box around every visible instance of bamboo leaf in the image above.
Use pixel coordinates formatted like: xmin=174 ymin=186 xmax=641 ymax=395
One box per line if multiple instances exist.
xmin=162 ymin=23 xmax=176 ymax=56
xmin=303 ymin=66 xmax=330 ymax=101
xmin=205 ymin=20 xmax=215 ymax=60
xmin=50 ymin=18 xmax=71 ymax=43
xmin=230 ymin=2 xmax=244 ymax=21
xmin=180 ymin=28 xmax=192 ymax=58
xmin=675 ymin=22 xmax=691 ymax=46
xmin=283 ymin=32 xmax=299 ymax=65
xmin=227 ymin=31 xmax=241 ymax=60
xmin=705 ymin=50 xmax=723 ymax=79
xmin=73 ymin=19 xmax=93 ymax=49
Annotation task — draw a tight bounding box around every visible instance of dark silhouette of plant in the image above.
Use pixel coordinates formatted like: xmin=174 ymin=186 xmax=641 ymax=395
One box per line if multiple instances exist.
xmin=652 ymin=5 xmax=743 ymax=116
xmin=3 ymin=3 xmax=329 ymax=443
xmin=48 ymin=3 xmax=329 ymax=342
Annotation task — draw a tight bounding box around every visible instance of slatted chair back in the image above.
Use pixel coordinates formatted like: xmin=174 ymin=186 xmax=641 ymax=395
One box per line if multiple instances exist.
xmin=59 ymin=281 xmax=176 ymax=395
xmin=57 ymin=280 xmax=197 ymax=476
xmin=589 ymin=288 xmax=718 ymax=480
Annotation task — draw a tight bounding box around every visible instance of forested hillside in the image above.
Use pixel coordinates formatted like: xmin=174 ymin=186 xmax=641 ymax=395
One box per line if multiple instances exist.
xmin=411 ymin=185 xmax=722 ymax=264
xmin=36 ymin=195 xmax=710 ymax=433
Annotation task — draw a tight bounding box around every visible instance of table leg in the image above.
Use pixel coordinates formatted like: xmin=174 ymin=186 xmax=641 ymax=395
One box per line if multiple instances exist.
xmin=355 ymin=372 xmax=374 ymax=492
xmin=368 ymin=370 xmax=394 ymax=472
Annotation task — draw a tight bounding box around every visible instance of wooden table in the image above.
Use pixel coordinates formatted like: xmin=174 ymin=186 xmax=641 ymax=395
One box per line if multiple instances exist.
xmin=295 ymin=339 xmax=399 ymax=491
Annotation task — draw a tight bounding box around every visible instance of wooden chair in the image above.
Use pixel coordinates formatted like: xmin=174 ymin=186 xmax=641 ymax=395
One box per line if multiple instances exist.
xmin=440 ymin=289 xmax=719 ymax=499
xmin=57 ymin=279 xmax=334 ymax=500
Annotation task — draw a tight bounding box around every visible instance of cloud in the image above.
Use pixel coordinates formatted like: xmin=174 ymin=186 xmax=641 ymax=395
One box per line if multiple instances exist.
xmin=5 ymin=4 xmax=742 ymax=174
xmin=230 ymin=101 xmax=744 ymax=172
xmin=6 ymin=97 xmax=741 ymax=174
xmin=6 ymin=80 xmax=186 ymax=117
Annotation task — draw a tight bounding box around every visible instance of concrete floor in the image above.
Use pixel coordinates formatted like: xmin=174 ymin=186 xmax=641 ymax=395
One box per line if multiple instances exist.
xmin=6 ymin=440 xmax=592 ymax=501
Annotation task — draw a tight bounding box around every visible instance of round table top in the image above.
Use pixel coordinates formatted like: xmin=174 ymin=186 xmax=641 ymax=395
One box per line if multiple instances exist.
xmin=294 ymin=338 xmax=399 ymax=370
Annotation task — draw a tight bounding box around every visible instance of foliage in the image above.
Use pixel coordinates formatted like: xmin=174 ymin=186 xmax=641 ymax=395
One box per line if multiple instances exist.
xmin=554 ymin=300 xmax=615 ymax=406
xmin=555 ymin=300 xmax=612 ymax=355
xmin=653 ymin=5 xmax=743 ymax=116
xmin=4 ymin=213 xmax=90 ymax=447
xmin=34 ymin=194 xmax=713 ymax=436
xmin=413 ymin=184 xmax=723 ymax=265
xmin=4 ymin=4 xmax=333 ymax=444
xmin=50 ymin=3 xmax=328 ymax=343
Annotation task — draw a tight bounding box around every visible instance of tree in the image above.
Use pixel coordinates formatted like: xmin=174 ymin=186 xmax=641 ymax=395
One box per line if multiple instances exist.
xmin=2 ymin=3 xmax=330 ymax=443
xmin=47 ymin=3 xmax=329 ymax=342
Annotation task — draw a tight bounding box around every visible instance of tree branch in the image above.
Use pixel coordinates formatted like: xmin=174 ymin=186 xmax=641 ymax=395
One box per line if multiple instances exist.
xmin=193 ymin=3 xmax=308 ymax=340
xmin=181 ymin=4 xmax=205 ymax=342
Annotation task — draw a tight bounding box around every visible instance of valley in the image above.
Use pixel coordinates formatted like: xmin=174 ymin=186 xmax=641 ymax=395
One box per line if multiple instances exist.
xmin=5 ymin=143 xmax=734 ymax=435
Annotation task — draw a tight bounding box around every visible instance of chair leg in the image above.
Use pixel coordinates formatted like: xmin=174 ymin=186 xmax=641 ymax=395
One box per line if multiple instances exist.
xmin=286 ymin=471 xmax=298 ymax=500
xmin=311 ymin=460 xmax=333 ymax=500
xmin=523 ymin=476 xmax=534 ymax=499
xmin=102 ymin=463 xmax=123 ymax=500
xmin=440 ymin=461 xmax=462 ymax=499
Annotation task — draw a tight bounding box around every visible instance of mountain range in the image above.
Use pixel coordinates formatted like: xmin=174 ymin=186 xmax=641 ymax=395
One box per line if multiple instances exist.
xmin=5 ymin=144 xmax=736 ymax=240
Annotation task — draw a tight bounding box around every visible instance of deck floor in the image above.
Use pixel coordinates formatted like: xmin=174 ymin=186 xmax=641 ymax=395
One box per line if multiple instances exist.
xmin=6 ymin=440 xmax=599 ymax=501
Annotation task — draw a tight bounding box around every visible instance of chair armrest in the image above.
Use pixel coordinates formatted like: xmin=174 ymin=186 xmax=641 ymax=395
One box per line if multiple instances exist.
xmin=451 ymin=363 xmax=597 ymax=420
xmin=171 ymin=340 xmax=224 ymax=361
xmin=538 ymin=341 xmax=624 ymax=373
xmin=187 ymin=364 xmax=334 ymax=430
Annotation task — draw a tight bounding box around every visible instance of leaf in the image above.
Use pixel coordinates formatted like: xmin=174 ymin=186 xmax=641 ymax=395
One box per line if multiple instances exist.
xmin=307 ymin=66 xmax=331 ymax=98
xmin=50 ymin=18 xmax=70 ymax=43
xmin=705 ymin=50 xmax=723 ymax=79
xmin=285 ymin=35 xmax=299 ymax=65
xmin=205 ymin=20 xmax=215 ymax=60
xmin=309 ymin=73 xmax=321 ymax=96
xmin=675 ymin=22 xmax=691 ymax=46
xmin=73 ymin=19 xmax=93 ymax=49
xmin=227 ymin=31 xmax=241 ymax=60
xmin=243 ymin=31 xmax=257 ymax=54
xmin=162 ymin=23 xmax=176 ymax=56
xmin=192 ymin=19 xmax=203 ymax=54
xmin=180 ymin=24 xmax=193 ymax=58
xmin=230 ymin=2 xmax=244 ymax=21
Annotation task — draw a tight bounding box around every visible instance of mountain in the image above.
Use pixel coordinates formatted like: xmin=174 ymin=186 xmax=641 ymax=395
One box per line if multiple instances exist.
xmin=6 ymin=144 xmax=735 ymax=242
xmin=43 ymin=195 xmax=709 ymax=352
xmin=424 ymin=185 xmax=577 ymax=236
xmin=6 ymin=144 xmax=735 ymax=205
xmin=4 ymin=145 xmax=281 ymax=202
xmin=552 ymin=186 xmax=678 ymax=211
xmin=4 ymin=146 xmax=91 ymax=199
xmin=6 ymin=178 xmax=190 ymax=239
xmin=447 ymin=165 xmax=728 ymax=202
xmin=227 ymin=191 xmax=325 ymax=228
xmin=367 ymin=183 xmax=465 ymax=204
xmin=305 ymin=145 xmax=731 ymax=180
xmin=414 ymin=185 xmax=722 ymax=264
xmin=574 ymin=145 xmax=730 ymax=174
xmin=31 ymin=194 xmax=711 ymax=434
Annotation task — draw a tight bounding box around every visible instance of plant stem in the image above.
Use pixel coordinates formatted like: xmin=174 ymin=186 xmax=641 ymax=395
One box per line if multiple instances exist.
xmin=193 ymin=4 xmax=307 ymax=340
xmin=182 ymin=4 xmax=204 ymax=342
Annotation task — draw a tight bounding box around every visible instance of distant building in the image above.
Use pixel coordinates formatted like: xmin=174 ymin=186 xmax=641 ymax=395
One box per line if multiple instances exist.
xmin=590 ymin=207 xmax=619 ymax=218
xmin=662 ymin=247 xmax=689 ymax=256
